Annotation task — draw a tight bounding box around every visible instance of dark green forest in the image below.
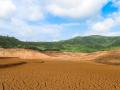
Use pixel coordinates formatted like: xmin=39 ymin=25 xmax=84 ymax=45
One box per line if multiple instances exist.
xmin=0 ymin=35 xmax=120 ymax=53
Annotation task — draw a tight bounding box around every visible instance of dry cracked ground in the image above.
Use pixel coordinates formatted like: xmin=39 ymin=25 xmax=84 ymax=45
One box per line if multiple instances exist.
xmin=0 ymin=58 xmax=120 ymax=90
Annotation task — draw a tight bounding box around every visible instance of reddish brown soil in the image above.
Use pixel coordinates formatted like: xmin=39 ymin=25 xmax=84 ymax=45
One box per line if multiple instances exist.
xmin=0 ymin=59 xmax=120 ymax=90
xmin=0 ymin=48 xmax=120 ymax=90
xmin=0 ymin=48 xmax=110 ymax=61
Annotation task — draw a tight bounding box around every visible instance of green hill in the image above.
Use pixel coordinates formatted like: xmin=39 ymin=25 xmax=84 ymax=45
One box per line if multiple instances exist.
xmin=0 ymin=35 xmax=120 ymax=52
xmin=0 ymin=36 xmax=22 ymax=48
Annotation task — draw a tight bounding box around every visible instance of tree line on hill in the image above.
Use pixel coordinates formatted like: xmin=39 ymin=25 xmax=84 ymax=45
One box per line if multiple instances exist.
xmin=0 ymin=35 xmax=120 ymax=53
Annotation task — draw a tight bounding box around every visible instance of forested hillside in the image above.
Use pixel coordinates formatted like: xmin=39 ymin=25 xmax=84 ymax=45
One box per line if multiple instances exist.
xmin=0 ymin=35 xmax=120 ymax=52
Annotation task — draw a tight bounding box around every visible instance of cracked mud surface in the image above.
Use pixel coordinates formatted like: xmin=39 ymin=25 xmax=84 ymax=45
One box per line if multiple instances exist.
xmin=0 ymin=60 xmax=120 ymax=90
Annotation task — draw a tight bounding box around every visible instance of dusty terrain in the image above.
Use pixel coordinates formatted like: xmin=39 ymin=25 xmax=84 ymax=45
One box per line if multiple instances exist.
xmin=0 ymin=48 xmax=114 ymax=60
xmin=0 ymin=48 xmax=120 ymax=90
xmin=0 ymin=59 xmax=120 ymax=90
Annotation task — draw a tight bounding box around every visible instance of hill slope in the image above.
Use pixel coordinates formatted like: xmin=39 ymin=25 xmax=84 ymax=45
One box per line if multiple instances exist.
xmin=1 ymin=35 xmax=120 ymax=52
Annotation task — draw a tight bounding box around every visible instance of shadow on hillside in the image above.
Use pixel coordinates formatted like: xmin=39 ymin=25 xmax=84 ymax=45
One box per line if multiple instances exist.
xmin=95 ymin=59 xmax=120 ymax=66
xmin=0 ymin=62 xmax=27 ymax=68
xmin=96 ymin=61 xmax=120 ymax=66
xmin=32 ymin=61 xmax=45 ymax=63
xmin=0 ymin=57 xmax=19 ymax=59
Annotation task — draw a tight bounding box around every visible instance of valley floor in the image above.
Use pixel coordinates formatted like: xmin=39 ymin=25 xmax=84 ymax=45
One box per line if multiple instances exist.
xmin=0 ymin=58 xmax=120 ymax=90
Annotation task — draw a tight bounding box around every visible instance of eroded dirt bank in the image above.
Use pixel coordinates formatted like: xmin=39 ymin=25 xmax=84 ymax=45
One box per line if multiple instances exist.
xmin=0 ymin=48 xmax=50 ymax=59
xmin=0 ymin=48 xmax=120 ymax=61
xmin=0 ymin=48 xmax=120 ymax=90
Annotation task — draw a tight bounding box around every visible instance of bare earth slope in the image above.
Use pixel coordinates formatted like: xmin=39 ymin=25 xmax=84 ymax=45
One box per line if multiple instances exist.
xmin=0 ymin=48 xmax=120 ymax=90
xmin=0 ymin=48 xmax=110 ymax=60
xmin=0 ymin=48 xmax=50 ymax=59
xmin=0 ymin=48 xmax=119 ymax=61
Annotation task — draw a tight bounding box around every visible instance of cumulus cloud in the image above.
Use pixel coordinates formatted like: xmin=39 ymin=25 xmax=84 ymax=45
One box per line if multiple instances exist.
xmin=0 ymin=0 xmax=120 ymax=41
xmin=5 ymin=17 xmax=63 ymax=41
xmin=13 ymin=0 xmax=44 ymax=21
xmin=92 ymin=18 xmax=114 ymax=32
xmin=86 ymin=12 xmax=120 ymax=36
xmin=46 ymin=0 xmax=108 ymax=18
xmin=18 ymin=24 xmax=63 ymax=41
xmin=0 ymin=0 xmax=16 ymax=18
xmin=84 ymin=0 xmax=120 ymax=36
xmin=0 ymin=0 xmax=109 ymax=21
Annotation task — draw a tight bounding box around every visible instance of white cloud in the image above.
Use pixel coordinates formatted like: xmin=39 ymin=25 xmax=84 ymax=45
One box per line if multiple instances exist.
xmin=1 ymin=0 xmax=120 ymax=41
xmin=18 ymin=24 xmax=63 ymax=41
xmin=0 ymin=0 xmax=16 ymax=18
xmin=7 ymin=17 xmax=63 ymax=41
xmin=46 ymin=0 xmax=108 ymax=18
xmin=92 ymin=18 xmax=114 ymax=32
xmin=12 ymin=0 xmax=44 ymax=21
xmin=86 ymin=11 xmax=120 ymax=36
xmin=28 ymin=6 xmax=44 ymax=21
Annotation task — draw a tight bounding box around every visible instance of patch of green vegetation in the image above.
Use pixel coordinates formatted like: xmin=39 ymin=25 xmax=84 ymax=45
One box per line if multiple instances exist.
xmin=1 ymin=35 xmax=120 ymax=53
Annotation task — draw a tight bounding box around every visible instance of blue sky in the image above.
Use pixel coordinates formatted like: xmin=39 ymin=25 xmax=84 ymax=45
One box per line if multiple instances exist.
xmin=0 ymin=0 xmax=120 ymax=41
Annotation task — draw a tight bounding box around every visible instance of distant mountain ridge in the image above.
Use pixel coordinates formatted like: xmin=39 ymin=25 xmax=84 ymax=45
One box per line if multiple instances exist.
xmin=0 ymin=35 xmax=120 ymax=52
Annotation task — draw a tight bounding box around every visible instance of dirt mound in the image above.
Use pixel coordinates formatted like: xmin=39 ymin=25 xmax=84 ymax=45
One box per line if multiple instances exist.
xmin=0 ymin=48 xmax=120 ymax=63
xmin=0 ymin=48 xmax=50 ymax=59
xmin=94 ymin=49 xmax=120 ymax=65
xmin=0 ymin=48 xmax=97 ymax=61
xmin=44 ymin=51 xmax=88 ymax=61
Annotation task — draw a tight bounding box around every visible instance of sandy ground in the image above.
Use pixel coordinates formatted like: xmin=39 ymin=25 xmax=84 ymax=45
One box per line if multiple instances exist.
xmin=0 ymin=58 xmax=120 ymax=90
xmin=0 ymin=48 xmax=113 ymax=60
xmin=0 ymin=48 xmax=120 ymax=90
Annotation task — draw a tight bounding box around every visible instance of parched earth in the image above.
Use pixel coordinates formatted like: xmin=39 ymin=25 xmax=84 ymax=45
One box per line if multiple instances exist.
xmin=0 ymin=49 xmax=120 ymax=90
xmin=0 ymin=58 xmax=120 ymax=90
